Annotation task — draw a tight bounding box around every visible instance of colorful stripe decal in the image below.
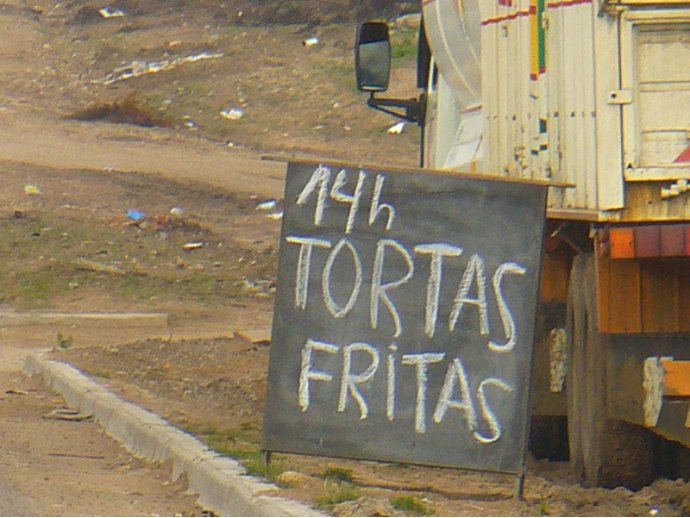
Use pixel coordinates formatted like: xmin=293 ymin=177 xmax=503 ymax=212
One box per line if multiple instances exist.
xmin=481 ymin=9 xmax=530 ymax=26
xmin=547 ymin=0 xmax=592 ymax=8
xmin=530 ymin=0 xmax=546 ymax=80
xmin=482 ymin=0 xmax=592 ymax=26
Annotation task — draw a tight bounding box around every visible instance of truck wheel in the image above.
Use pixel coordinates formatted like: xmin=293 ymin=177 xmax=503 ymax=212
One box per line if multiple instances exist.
xmin=566 ymin=254 xmax=656 ymax=489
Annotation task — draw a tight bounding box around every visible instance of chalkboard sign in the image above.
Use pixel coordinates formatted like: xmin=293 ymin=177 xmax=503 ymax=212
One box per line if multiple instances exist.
xmin=262 ymin=161 xmax=547 ymax=475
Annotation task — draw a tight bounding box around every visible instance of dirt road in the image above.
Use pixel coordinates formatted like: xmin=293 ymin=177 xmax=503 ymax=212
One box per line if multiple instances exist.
xmin=0 ymin=117 xmax=286 ymax=199
xmin=0 ymin=341 xmax=202 ymax=516
xmin=1 ymin=0 xmax=689 ymax=516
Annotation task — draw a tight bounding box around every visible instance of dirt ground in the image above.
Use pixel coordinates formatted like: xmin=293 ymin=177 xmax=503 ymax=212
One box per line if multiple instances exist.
xmin=0 ymin=349 xmax=203 ymax=516
xmin=1 ymin=0 xmax=690 ymax=516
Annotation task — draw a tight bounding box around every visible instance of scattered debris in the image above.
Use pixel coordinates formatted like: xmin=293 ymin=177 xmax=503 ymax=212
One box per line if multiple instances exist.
xmin=182 ymin=242 xmax=205 ymax=251
xmin=266 ymin=211 xmax=283 ymax=221
xmin=303 ymin=37 xmax=319 ymax=47
xmin=48 ymin=452 xmax=106 ymax=460
xmin=127 ymin=209 xmax=145 ymax=222
xmin=387 ymin=121 xmax=406 ymax=135
xmin=234 ymin=328 xmax=272 ymax=347
xmin=255 ymin=199 xmax=277 ymax=211
xmin=24 ymin=184 xmax=41 ymax=196
xmin=5 ymin=389 xmax=29 ymax=396
xmin=240 ymin=277 xmax=276 ymax=295
xmin=169 ymin=207 xmax=184 ymax=218
xmin=220 ymin=108 xmax=244 ymax=120
xmin=74 ymin=258 xmax=127 ymax=276
xmin=43 ymin=407 xmax=93 ymax=422
xmin=99 ymin=7 xmax=126 ymax=18
xmin=94 ymin=52 xmax=224 ymax=85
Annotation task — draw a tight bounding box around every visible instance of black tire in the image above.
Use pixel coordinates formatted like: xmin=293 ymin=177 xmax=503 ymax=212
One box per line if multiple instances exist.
xmin=529 ymin=415 xmax=569 ymax=462
xmin=566 ymin=254 xmax=656 ymax=489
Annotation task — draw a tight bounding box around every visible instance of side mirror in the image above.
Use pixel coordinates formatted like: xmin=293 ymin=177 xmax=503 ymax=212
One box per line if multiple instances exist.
xmin=355 ymin=22 xmax=391 ymax=92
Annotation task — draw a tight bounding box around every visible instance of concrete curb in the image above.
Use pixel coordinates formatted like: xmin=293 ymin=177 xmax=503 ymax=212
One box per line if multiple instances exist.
xmin=23 ymin=355 xmax=322 ymax=517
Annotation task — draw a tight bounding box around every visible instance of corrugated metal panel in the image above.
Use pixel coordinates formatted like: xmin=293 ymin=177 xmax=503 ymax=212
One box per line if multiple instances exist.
xmin=478 ymin=0 xmax=605 ymax=211
xmin=592 ymin=4 xmax=625 ymax=211
xmin=553 ymin=1 xmax=598 ymax=210
xmin=427 ymin=1 xmax=689 ymax=218
xmin=481 ymin=0 xmax=501 ymax=175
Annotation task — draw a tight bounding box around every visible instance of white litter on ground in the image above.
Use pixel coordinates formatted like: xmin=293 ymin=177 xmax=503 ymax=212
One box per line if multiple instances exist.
xmin=220 ymin=108 xmax=244 ymax=120
xmin=94 ymin=52 xmax=224 ymax=85
xmin=99 ymin=7 xmax=126 ymax=18
xmin=387 ymin=121 xmax=406 ymax=134
xmin=255 ymin=200 xmax=278 ymax=211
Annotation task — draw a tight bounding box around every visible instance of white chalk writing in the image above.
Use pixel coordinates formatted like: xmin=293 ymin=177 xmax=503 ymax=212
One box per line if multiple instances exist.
xmin=371 ymin=239 xmax=415 ymax=338
xmin=286 ymin=236 xmax=332 ymax=309
xmin=330 ymin=169 xmax=367 ymax=234
xmin=322 ymin=238 xmax=363 ymax=318
xmin=488 ymin=263 xmax=526 ymax=353
xmin=401 ymin=353 xmax=446 ymax=434
xmin=415 ymin=244 xmax=464 ymax=338
xmin=299 ymin=339 xmax=338 ymax=411
xmin=338 ymin=342 xmax=380 ymax=419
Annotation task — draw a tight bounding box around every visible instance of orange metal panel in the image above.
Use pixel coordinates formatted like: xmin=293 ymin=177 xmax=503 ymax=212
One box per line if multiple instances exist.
xmin=661 ymin=360 xmax=690 ymax=398
xmin=609 ymin=228 xmax=635 ymax=259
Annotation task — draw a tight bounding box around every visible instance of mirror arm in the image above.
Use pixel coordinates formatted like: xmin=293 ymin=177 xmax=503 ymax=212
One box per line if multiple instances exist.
xmin=367 ymin=93 xmax=426 ymax=126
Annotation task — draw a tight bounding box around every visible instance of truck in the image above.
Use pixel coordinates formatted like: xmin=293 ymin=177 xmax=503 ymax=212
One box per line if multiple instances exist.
xmin=354 ymin=0 xmax=690 ymax=489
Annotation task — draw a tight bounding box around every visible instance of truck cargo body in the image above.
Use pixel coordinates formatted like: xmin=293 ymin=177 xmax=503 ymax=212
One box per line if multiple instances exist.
xmin=424 ymin=0 xmax=690 ymax=221
xmin=357 ymin=0 xmax=690 ymax=488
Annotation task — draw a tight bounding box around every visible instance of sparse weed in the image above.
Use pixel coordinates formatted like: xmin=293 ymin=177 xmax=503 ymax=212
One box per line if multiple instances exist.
xmin=322 ymin=465 xmax=354 ymax=483
xmin=68 ymin=95 xmax=172 ymax=128
xmin=392 ymin=495 xmax=434 ymax=516
xmin=316 ymin=480 xmax=362 ymax=510
xmin=391 ymin=27 xmax=418 ymax=65
xmin=241 ymin=451 xmax=286 ymax=482
xmin=183 ymin=423 xmax=283 ymax=483
xmin=56 ymin=332 xmax=74 ymax=350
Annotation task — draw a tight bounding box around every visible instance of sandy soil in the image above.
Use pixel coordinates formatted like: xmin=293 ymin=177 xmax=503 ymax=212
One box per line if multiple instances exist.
xmin=0 ymin=0 xmax=689 ymax=516
xmin=0 ymin=343 xmax=203 ymax=516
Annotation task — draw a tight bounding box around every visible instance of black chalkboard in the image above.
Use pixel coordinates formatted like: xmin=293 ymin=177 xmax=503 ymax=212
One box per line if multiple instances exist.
xmin=262 ymin=160 xmax=547 ymax=475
